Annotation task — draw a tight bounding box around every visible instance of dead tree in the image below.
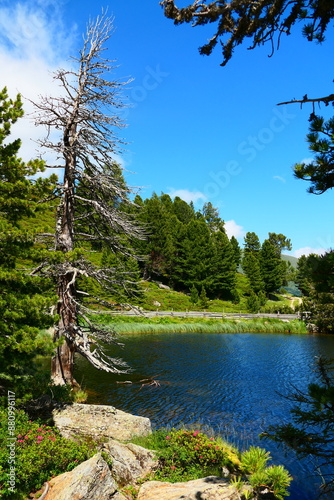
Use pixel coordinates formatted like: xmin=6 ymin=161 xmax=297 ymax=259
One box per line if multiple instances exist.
xmin=33 ymin=14 xmax=143 ymax=385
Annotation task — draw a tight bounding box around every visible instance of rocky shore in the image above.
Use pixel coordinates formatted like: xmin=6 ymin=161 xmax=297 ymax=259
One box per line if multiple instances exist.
xmin=40 ymin=403 xmax=242 ymax=500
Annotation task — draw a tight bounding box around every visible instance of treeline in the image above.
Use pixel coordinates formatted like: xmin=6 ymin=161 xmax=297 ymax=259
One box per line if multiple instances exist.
xmin=296 ymin=251 xmax=334 ymax=333
xmin=121 ymin=193 xmax=295 ymax=304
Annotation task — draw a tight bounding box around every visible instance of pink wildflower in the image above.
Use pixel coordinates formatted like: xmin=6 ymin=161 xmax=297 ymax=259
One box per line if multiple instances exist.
xmin=193 ymin=431 xmax=200 ymax=436
xmin=17 ymin=440 xmax=24 ymax=443
xmin=170 ymin=466 xmax=176 ymax=470
xmin=37 ymin=436 xmax=44 ymax=440
xmin=215 ymin=446 xmax=220 ymax=450
xmin=166 ymin=436 xmax=171 ymax=440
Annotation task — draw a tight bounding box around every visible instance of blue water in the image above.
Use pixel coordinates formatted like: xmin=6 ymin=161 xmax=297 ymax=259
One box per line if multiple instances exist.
xmin=74 ymin=332 xmax=334 ymax=499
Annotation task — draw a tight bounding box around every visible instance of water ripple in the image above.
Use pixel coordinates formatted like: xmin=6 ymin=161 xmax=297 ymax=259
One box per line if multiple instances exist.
xmin=75 ymin=332 xmax=334 ymax=500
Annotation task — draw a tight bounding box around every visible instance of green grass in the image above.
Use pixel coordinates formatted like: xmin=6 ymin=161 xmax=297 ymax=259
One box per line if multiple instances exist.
xmin=133 ymin=279 xmax=296 ymax=314
xmin=94 ymin=314 xmax=307 ymax=335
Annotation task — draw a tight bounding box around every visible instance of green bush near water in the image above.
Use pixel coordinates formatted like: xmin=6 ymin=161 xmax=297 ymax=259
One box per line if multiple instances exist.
xmin=130 ymin=429 xmax=292 ymax=499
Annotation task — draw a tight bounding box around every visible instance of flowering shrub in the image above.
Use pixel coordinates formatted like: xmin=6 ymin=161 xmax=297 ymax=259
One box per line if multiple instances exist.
xmin=155 ymin=429 xmax=240 ymax=481
xmin=131 ymin=428 xmax=292 ymax=498
xmin=0 ymin=409 xmax=96 ymax=498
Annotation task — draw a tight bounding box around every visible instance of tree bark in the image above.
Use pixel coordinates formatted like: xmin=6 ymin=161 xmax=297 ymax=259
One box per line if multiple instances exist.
xmin=51 ymin=272 xmax=77 ymax=385
xmin=51 ymin=136 xmax=77 ymax=385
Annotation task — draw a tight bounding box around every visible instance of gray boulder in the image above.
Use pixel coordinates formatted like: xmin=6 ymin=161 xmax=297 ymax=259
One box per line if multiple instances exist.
xmin=52 ymin=403 xmax=152 ymax=441
xmin=103 ymin=439 xmax=157 ymax=487
xmin=137 ymin=476 xmax=241 ymax=500
xmin=45 ymin=453 xmax=116 ymax=500
xmin=159 ymin=283 xmax=171 ymax=290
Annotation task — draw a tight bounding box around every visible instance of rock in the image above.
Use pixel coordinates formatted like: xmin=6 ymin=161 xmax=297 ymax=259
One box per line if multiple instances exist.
xmin=159 ymin=283 xmax=171 ymax=290
xmin=137 ymin=476 xmax=240 ymax=500
xmin=153 ymin=300 xmax=161 ymax=307
xmin=103 ymin=439 xmax=157 ymax=487
xmin=110 ymin=493 xmax=129 ymax=500
xmin=52 ymin=403 xmax=152 ymax=442
xmin=45 ymin=453 xmax=117 ymax=500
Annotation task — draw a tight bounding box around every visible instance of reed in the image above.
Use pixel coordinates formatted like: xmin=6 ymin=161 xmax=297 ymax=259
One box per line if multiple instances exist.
xmin=105 ymin=318 xmax=307 ymax=335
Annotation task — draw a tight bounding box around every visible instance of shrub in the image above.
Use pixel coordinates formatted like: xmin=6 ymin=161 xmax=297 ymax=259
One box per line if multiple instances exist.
xmin=130 ymin=428 xmax=292 ymax=498
xmin=240 ymin=446 xmax=271 ymax=474
xmin=250 ymin=465 xmax=292 ymax=500
xmin=0 ymin=409 xmax=96 ymax=498
xmin=133 ymin=428 xmax=240 ymax=482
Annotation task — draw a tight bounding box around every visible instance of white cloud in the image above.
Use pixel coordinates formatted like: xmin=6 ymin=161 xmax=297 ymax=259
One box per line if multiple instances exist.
xmin=273 ymin=175 xmax=286 ymax=183
xmin=224 ymin=220 xmax=245 ymax=239
xmin=300 ymin=158 xmax=313 ymax=165
xmin=292 ymin=247 xmax=327 ymax=258
xmin=167 ymin=188 xmax=207 ymax=204
xmin=0 ymin=1 xmax=77 ymax=163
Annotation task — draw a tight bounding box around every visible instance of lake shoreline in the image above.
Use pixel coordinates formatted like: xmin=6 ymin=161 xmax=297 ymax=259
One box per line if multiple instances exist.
xmin=95 ymin=315 xmax=308 ymax=335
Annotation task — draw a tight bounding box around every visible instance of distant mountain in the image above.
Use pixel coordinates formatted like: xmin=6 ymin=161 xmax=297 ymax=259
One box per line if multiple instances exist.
xmin=282 ymin=254 xmax=298 ymax=268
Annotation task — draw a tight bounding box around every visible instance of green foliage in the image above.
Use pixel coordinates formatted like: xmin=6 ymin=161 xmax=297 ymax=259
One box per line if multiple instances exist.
xmin=249 ymin=465 xmax=292 ymax=500
xmin=296 ymin=251 xmax=334 ymax=333
xmin=161 ymin=0 xmax=332 ymax=66
xmin=264 ymin=356 xmax=334 ymax=496
xmin=294 ymin=115 xmax=334 ymax=194
xmin=240 ymin=446 xmax=271 ymax=474
xmin=0 ymin=88 xmax=57 ymax=404
xmin=240 ymin=448 xmax=292 ymax=499
xmin=260 ymin=240 xmax=284 ymax=294
xmin=134 ymin=428 xmax=240 ymax=482
xmin=199 ymin=285 xmax=208 ymax=309
xmin=246 ymin=293 xmax=260 ymax=313
xmin=190 ymin=285 xmax=199 ymax=305
xmin=243 ymin=253 xmax=264 ymax=294
xmin=130 ymin=428 xmax=291 ymax=498
xmin=0 ymin=409 xmax=96 ymax=498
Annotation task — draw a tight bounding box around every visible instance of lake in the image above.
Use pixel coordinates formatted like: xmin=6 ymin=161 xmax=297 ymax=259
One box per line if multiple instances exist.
xmin=74 ymin=331 xmax=334 ymax=500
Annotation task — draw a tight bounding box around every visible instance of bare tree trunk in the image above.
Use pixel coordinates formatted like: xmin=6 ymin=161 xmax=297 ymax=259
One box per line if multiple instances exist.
xmin=51 ymin=151 xmax=77 ymax=385
xmin=51 ymin=272 xmax=77 ymax=385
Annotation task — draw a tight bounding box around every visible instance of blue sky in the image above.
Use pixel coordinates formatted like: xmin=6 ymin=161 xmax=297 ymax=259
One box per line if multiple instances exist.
xmin=1 ymin=0 xmax=334 ymax=257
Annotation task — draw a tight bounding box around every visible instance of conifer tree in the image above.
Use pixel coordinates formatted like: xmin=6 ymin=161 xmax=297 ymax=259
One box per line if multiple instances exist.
xmin=0 ymin=88 xmax=56 ymax=403
xmin=173 ymin=196 xmax=196 ymax=224
xmin=190 ymin=284 xmax=199 ymax=305
xmin=161 ymin=1 xmax=334 ymax=194
xmin=161 ymin=1 xmax=333 ymax=67
xmin=260 ymin=239 xmax=284 ymax=294
xmin=172 ymin=218 xmax=214 ymax=292
xmin=211 ymin=230 xmax=237 ymax=299
xmin=242 ymin=232 xmax=264 ymax=294
xmin=202 ymin=201 xmax=223 ymax=232
xmin=230 ymin=236 xmax=241 ymax=268
xmin=243 ymin=232 xmax=261 ymax=255
xmin=243 ymin=253 xmax=264 ymax=294
xmin=293 ymin=116 xmax=334 ymax=194
xmin=199 ymin=285 xmax=209 ymax=309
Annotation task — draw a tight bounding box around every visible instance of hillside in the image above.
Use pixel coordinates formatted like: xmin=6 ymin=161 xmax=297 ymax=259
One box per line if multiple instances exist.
xmin=282 ymin=254 xmax=298 ymax=268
